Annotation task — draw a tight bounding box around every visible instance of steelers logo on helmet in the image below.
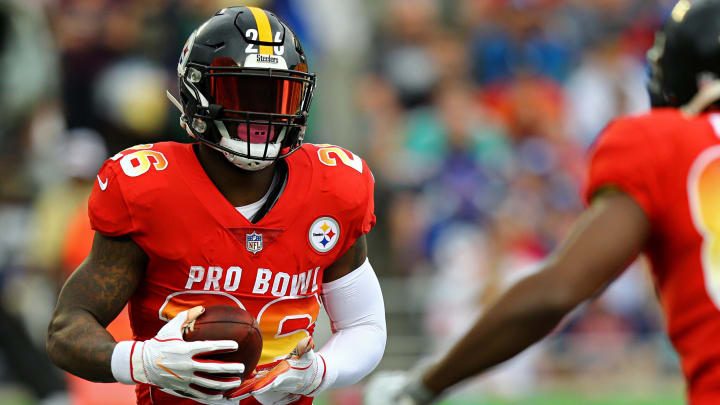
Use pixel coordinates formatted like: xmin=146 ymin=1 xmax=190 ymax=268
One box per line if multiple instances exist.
xmin=309 ymin=217 xmax=340 ymax=253
xmin=177 ymin=29 xmax=197 ymax=77
xmin=171 ymin=6 xmax=316 ymax=171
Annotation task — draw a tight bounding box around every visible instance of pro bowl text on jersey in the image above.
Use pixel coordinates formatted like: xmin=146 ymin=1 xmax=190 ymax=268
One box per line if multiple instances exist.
xmin=159 ymin=264 xmax=322 ymax=364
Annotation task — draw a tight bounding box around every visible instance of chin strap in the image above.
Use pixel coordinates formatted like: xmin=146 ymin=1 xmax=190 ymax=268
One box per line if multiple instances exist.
xmin=249 ymin=159 xmax=288 ymax=223
xmin=682 ymin=79 xmax=720 ymax=115
xmin=167 ymin=90 xmax=197 ymax=140
xmin=166 ymin=90 xmax=183 ymax=113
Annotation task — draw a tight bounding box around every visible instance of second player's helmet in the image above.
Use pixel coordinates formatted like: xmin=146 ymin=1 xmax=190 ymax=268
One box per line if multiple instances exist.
xmin=173 ymin=6 xmax=315 ymax=171
xmin=647 ymin=0 xmax=720 ymax=109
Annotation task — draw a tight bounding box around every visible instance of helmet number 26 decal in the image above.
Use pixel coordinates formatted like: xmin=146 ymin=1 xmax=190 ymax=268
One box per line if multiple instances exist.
xmin=245 ymin=29 xmax=284 ymax=55
xmin=111 ymin=144 xmax=168 ymax=178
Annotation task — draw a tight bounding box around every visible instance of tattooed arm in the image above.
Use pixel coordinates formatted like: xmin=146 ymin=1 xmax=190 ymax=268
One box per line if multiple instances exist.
xmin=46 ymin=233 xmax=146 ymax=382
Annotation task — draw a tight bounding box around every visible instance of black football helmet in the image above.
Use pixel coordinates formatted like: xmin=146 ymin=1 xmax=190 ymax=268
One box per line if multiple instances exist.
xmin=647 ymin=0 xmax=720 ymax=109
xmin=169 ymin=6 xmax=316 ymax=170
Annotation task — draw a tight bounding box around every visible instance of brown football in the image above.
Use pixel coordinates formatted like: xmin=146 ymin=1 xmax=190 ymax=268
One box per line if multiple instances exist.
xmin=183 ymin=305 xmax=262 ymax=380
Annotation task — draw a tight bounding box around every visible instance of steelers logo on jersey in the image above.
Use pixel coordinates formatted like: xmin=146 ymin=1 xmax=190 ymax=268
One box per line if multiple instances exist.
xmin=309 ymin=217 xmax=340 ymax=253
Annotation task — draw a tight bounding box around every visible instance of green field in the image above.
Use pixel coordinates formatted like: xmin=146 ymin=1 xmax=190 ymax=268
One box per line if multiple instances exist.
xmin=0 ymin=385 xmax=685 ymax=405
xmin=314 ymin=384 xmax=686 ymax=405
xmin=312 ymin=390 xmax=685 ymax=405
xmin=436 ymin=393 xmax=684 ymax=405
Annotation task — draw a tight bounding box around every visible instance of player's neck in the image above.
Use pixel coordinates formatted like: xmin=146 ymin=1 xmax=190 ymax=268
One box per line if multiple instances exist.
xmin=194 ymin=143 xmax=277 ymax=207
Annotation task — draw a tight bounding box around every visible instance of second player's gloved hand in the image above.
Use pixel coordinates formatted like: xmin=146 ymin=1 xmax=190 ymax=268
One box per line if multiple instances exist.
xmin=364 ymin=370 xmax=436 ymax=405
xmin=114 ymin=306 xmax=245 ymax=400
xmin=225 ymin=337 xmax=326 ymax=405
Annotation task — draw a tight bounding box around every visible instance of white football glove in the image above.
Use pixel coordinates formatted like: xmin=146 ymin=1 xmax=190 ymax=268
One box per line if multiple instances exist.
xmin=112 ymin=306 xmax=245 ymax=401
xmin=225 ymin=337 xmax=325 ymax=405
xmin=364 ymin=370 xmax=436 ymax=405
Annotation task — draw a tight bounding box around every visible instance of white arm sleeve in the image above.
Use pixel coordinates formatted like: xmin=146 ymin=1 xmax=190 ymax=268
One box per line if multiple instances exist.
xmin=317 ymin=258 xmax=387 ymax=389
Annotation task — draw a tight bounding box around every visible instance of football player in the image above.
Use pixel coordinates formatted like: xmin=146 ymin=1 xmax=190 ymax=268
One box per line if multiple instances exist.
xmin=46 ymin=7 xmax=386 ymax=405
xmin=364 ymin=1 xmax=720 ymax=404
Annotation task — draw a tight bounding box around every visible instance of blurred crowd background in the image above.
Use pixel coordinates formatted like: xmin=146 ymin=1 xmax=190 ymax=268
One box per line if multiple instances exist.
xmin=0 ymin=0 xmax=685 ymax=404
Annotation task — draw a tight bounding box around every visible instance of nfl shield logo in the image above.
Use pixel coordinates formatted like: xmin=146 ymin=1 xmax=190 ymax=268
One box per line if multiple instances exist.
xmin=246 ymin=232 xmax=263 ymax=254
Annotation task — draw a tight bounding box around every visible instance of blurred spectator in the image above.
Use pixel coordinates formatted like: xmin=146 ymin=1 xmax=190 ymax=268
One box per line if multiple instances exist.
xmin=93 ymin=58 xmax=172 ymax=151
xmin=371 ymin=0 xmax=442 ymax=109
xmin=480 ymin=74 xmax=566 ymax=141
xmin=0 ymin=0 xmax=58 ymax=145
xmin=467 ymin=1 xmax=575 ymax=85
xmin=565 ymin=31 xmax=650 ymax=146
xmin=27 ymin=128 xmax=107 ymax=284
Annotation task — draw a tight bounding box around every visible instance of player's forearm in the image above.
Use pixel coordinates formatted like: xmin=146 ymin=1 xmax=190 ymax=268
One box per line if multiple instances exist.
xmin=46 ymin=308 xmax=117 ymax=382
xmin=319 ymin=258 xmax=387 ymax=389
xmin=422 ymin=268 xmax=575 ymax=395
xmin=320 ymin=322 xmax=387 ymax=388
xmin=47 ymin=233 xmax=146 ymax=382
xmin=421 ymin=195 xmax=649 ymax=396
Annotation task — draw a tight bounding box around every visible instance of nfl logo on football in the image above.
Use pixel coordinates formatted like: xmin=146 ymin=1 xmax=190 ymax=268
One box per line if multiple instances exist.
xmin=246 ymin=232 xmax=263 ymax=254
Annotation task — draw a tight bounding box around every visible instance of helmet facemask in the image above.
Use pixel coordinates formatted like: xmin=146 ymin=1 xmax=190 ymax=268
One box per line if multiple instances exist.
xmin=170 ymin=10 xmax=316 ymax=171
xmin=182 ymin=60 xmax=314 ymax=170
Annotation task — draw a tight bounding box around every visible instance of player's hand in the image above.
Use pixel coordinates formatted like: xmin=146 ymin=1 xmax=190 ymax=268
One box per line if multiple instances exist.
xmin=225 ymin=336 xmax=325 ymax=405
xmin=364 ymin=371 xmax=436 ymax=405
xmin=132 ymin=306 xmax=245 ymax=400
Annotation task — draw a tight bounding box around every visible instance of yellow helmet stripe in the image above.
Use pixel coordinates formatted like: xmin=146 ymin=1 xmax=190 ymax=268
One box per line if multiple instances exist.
xmin=247 ymin=7 xmax=273 ymax=55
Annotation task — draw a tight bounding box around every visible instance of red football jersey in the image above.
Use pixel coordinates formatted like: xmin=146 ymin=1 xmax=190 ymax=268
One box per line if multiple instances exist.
xmin=585 ymin=109 xmax=720 ymax=404
xmin=88 ymin=142 xmax=376 ymax=405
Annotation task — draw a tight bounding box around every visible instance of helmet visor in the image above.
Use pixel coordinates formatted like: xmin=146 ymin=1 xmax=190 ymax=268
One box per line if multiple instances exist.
xmin=210 ymin=73 xmax=306 ymax=117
